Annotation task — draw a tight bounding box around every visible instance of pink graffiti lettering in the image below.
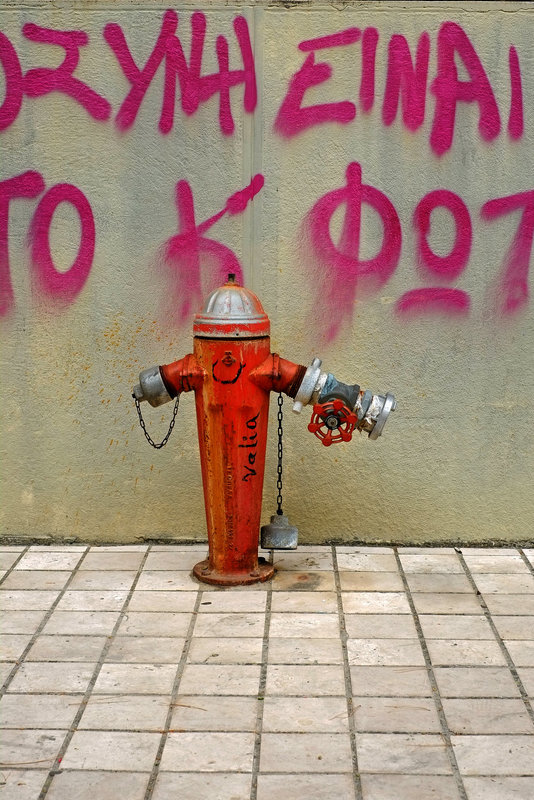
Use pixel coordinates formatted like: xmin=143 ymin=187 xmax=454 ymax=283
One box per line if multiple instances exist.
xmin=396 ymin=288 xmax=470 ymax=315
xmin=22 ymin=24 xmax=111 ymax=121
xmin=305 ymin=162 xmax=401 ymax=341
xmin=508 ymin=46 xmax=524 ymax=141
xmin=359 ymin=27 xmax=379 ymax=113
xmin=0 ymin=32 xmax=23 ymax=131
xmin=482 ymin=190 xmax=534 ymax=315
xmin=0 ymin=171 xmax=45 ymax=316
xmin=160 ymin=174 xmax=264 ymax=323
xmin=397 ymin=187 xmax=473 ymax=315
xmin=29 ymin=184 xmax=95 ymax=301
xmin=105 ymin=10 xmax=256 ymax=135
xmin=430 ymin=22 xmax=501 ymax=156
xmin=274 ymin=29 xmax=359 ymax=137
xmin=382 ymin=33 xmax=430 ymax=131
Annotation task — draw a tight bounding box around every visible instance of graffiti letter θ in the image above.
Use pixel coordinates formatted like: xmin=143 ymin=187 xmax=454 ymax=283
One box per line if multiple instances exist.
xmin=0 ymin=32 xmax=23 ymax=131
xmin=482 ymin=190 xmax=534 ymax=315
xmin=274 ymin=28 xmax=360 ymax=138
xmin=29 ymin=183 xmax=96 ymax=303
xmin=0 ymin=171 xmax=45 ymax=317
xmin=22 ymin=24 xmax=111 ymax=121
xmin=304 ymin=162 xmax=401 ymax=341
xmin=160 ymin=174 xmax=264 ymax=324
xmin=430 ymin=22 xmax=500 ymax=156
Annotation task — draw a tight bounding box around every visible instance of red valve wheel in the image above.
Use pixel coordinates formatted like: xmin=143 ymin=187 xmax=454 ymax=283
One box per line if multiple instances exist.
xmin=307 ymin=399 xmax=358 ymax=446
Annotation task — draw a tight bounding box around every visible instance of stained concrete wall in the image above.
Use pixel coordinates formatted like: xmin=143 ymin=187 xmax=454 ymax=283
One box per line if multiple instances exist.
xmin=1 ymin=0 xmax=533 ymax=545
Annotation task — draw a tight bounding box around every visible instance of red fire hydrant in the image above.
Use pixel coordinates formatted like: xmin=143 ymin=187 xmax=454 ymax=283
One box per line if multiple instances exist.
xmin=133 ymin=275 xmax=396 ymax=586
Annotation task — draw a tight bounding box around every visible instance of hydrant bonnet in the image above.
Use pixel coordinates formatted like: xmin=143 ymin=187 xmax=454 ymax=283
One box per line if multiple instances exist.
xmin=193 ymin=276 xmax=270 ymax=339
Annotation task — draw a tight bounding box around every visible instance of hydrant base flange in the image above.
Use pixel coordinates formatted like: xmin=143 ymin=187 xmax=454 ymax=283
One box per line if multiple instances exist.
xmin=192 ymin=558 xmax=274 ymax=586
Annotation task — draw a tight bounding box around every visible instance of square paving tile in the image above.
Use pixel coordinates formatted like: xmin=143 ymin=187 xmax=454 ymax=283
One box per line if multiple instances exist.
xmin=46 ymin=771 xmax=149 ymax=800
xmin=260 ymin=732 xmax=352 ymax=773
xmin=152 ymin=772 xmax=252 ymax=800
xmin=426 ymin=639 xmax=506 ymax=666
xmin=270 ymin=591 xmax=338 ymax=612
xmin=342 ymin=592 xmax=411 ymax=614
xmin=92 ymin=663 xmax=177 ymax=694
xmin=271 ymin=571 xmax=335 ymax=591
xmin=198 ymin=591 xmax=267 ymax=613
xmin=451 ymin=734 xmax=534 ymax=775
xmin=350 ymin=666 xmax=433 ymax=697
xmin=462 ymin=554 xmax=531 ymax=573
xmin=483 ymin=594 xmax=534 ymax=615
xmin=347 ymin=639 xmax=425 ymax=667
xmin=412 ymin=593 xmax=483 ymax=615
xmin=7 ymin=662 xmax=96 ymax=693
xmin=344 ymin=614 xmax=418 ymax=639
xmin=262 ymin=696 xmax=349 ymax=732
xmin=353 ymin=696 xmax=441 ymax=733
xmin=418 ymin=614 xmax=494 ymax=640
xmin=61 ymin=730 xmax=161 ymax=771
xmin=170 ymin=694 xmax=257 ymax=731
xmin=106 ymin=636 xmax=186 ymax=663
xmin=268 ymin=637 xmax=343 ymax=665
xmin=360 ymin=774 xmax=461 ymax=800
xmin=14 ymin=552 xmax=84 ymax=571
xmin=0 ymin=729 xmax=66 ymax=769
xmin=160 ymin=731 xmax=255 ymax=772
xmin=117 ymin=611 xmax=191 ymax=637
xmin=493 ymin=616 xmax=534 ymax=640
xmin=143 ymin=551 xmax=207 ymax=571
xmin=79 ymin=551 xmax=145 ymax=571
xmin=336 ymin=553 xmax=398 ymax=572
xmin=434 ymin=666 xmax=522 ymax=698
xmin=187 ymin=636 xmax=263 ymax=665
xmin=399 ymin=553 xmax=463 ymax=573
xmin=68 ymin=571 xmax=137 ymax=591
xmin=0 ymin=590 xmax=60 ymax=609
xmin=0 ymin=770 xmax=49 ymax=800
xmin=0 ymin=693 xmax=83 ymax=728
xmin=272 ymin=552 xmax=333 ymax=571
xmin=194 ymin=612 xmax=265 ymax=638
xmin=270 ymin=612 xmax=339 ymax=638
xmin=462 ymin=776 xmax=534 ymax=800
xmin=179 ymin=664 xmax=261 ymax=695
xmin=56 ymin=591 xmax=128 ymax=611
xmin=442 ymin=697 xmax=534 ymax=734
xmin=356 ymin=733 xmax=452 ymax=774
xmin=406 ymin=573 xmax=474 ymax=593
xmin=339 ymin=572 xmax=404 ymax=592
xmin=517 ymin=667 xmax=534 ymax=695
xmin=79 ymin=694 xmax=170 ymax=730
xmin=26 ymin=635 xmax=107 ymax=662
xmin=1 ymin=571 xmax=71 ymax=590
xmin=503 ymin=640 xmax=534 ymax=666
xmin=266 ymin=664 xmax=346 ymax=695
xmin=0 ymin=552 xmax=22 ymax=570
xmin=42 ymin=611 xmax=121 ymax=636
xmin=257 ymin=773 xmax=355 ymax=800
xmin=473 ymin=574 xmax=534 ymax=594
xmin=127 ymin=590 xmax=198 ymax=612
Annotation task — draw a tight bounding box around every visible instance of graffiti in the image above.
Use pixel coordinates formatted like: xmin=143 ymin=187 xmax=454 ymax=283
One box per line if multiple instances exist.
xmin=276 ymin=21 xmax=521 ymax=155
xmin=240 ymin=412 xmax=259 ymax=482
xmin=304 ymin=163 xmax=534 ymax=336
xmin=0 ymin=172 xmax=95 ymax=316
xmin=160 ymin=174 xmax=264 ymax=323
xmin=0 ymin=11 xmax=256 ymax=134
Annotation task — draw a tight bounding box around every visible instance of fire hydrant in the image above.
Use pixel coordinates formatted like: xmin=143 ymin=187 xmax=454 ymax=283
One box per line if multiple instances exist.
xmin=133 ymin=275 xmax=396 ymax=586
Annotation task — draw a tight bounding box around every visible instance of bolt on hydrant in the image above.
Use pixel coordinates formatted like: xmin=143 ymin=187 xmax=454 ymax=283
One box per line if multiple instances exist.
xmin=133 ymin=275 xmax=396 ymax=586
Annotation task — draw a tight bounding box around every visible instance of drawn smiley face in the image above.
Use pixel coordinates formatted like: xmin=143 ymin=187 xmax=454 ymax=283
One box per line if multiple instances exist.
xmin=212 ymin=350 xmax=246 ymax=384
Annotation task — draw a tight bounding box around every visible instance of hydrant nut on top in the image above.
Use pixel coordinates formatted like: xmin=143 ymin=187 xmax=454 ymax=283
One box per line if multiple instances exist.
xmin=133 ymin=275 xmax=396 ymax=585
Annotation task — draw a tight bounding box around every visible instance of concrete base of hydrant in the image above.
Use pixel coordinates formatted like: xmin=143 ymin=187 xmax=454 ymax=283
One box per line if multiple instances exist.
xmin=192 ymin=557 xmax=275 ymax=586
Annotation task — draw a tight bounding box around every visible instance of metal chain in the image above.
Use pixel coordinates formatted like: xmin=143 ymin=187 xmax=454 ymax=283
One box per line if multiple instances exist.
xmin=133 ymin=395 xmax=180 ymax=449
xmin=276 ymin=393 xmax=284 ymax=515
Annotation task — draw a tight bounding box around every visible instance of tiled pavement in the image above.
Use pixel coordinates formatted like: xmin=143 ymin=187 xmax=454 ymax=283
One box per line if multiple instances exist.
xmin=1 ymin=544 xmax=534 ymax=800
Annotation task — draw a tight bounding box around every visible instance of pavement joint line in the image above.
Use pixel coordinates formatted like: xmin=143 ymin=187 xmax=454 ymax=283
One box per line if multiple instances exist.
xmin=0 ymin=545 xmax=30 ymax=587
xmin=0 ymin=546 xmax=91 ymax=698
xmin=250 ymin=565 xmax=273 ymax=800
xmin=393 ymin=547 xmax=468 ymax=800
xmin=331 ymin=545 xmax=363 ymax=800
xmin=457 ymin=548 xmax=534 ymax=726
xmin=37 ymin=545 xmax=154 ymax=800
xmin=142 ymin=578 xmax=203 ymax=800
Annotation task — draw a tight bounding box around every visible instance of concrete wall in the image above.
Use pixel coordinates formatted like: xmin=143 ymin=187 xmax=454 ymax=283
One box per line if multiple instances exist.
xmin=1 ymin=0 xmax=533 ymax=545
